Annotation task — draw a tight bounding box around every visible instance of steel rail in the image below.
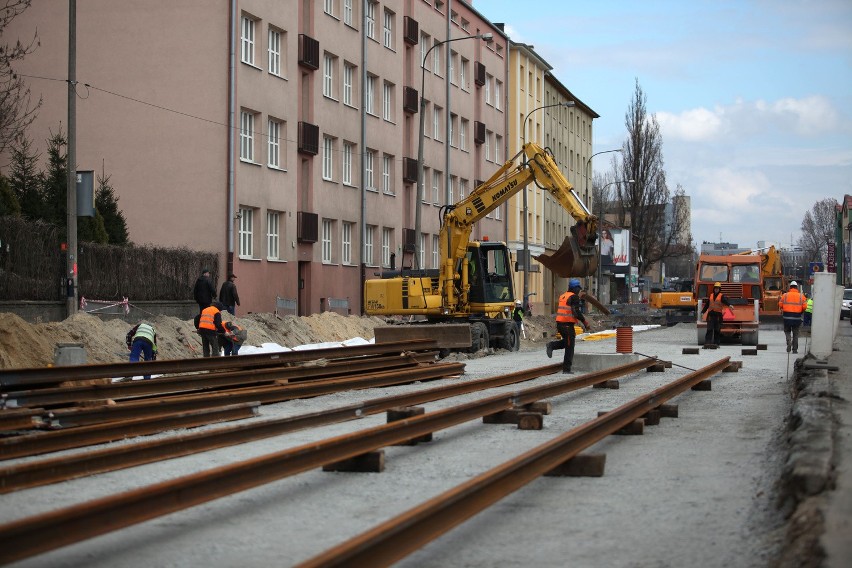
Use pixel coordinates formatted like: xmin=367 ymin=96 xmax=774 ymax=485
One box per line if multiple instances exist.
xmin=1 ymin=362 xmax=465 ymax=447
xmin=0 ymin=402 xmax=262 ymax=461
xmin=0 ymin=408 xmax=43 ymax=431
xmin=0 ymin=360 xmax=591 ymax=492
xmin=3 ymin=352 xmax=434 ymax=409
xmin=0 ymin=358 xmax=655 ymax=564
xmin=0 ymin=339 xmax=437 ymax=389
xmin=298 ymin=357 xmax=732 ymax=568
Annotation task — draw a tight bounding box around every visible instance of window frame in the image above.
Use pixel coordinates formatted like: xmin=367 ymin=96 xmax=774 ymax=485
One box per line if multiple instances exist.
xmin=239 ymin=207 xmax=254 ymax=258
xmin=322 ymin=219 xmax=333 ymax=263
xmin=342 ymin=221 xmax=353 ymax=265
xmin=240 ymin=15 xmax=256 ymax=66
xmin=240 ymin=110 xmax=256 ymax=162
xmin=267 ymin=211 xmax=280 ymax=260
xmin=267 ymin=118 xmax=282 ymax=169
xmin=268 ymin=28 xmax=282 ymax=77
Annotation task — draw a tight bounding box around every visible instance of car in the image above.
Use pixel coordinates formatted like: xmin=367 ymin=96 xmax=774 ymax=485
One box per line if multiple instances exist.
xmin=842 ymin=288 xmax=852 ymax=319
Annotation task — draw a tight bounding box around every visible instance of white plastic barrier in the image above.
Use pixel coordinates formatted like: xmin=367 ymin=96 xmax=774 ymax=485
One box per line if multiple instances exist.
xmin=810 ymin=272 xmax=841 ymax=360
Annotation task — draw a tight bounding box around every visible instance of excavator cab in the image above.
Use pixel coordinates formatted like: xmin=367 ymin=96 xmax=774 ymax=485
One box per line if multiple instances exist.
xmin=534 ymin=222 xmax=599 ymax=278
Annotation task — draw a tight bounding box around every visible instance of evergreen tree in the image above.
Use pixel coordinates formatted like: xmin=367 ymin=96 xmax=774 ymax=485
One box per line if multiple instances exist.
xmin=0 ymin=175 xmax=21 ymax=215
xmin=8 ymin=134 xmax=43 ymax=219
xmin=78 ymin=210 xmax=109 ymax=243
xmin=40 ymin=128 xmax=68 ymax=233
xmin=95 ymin=171 xmax=129 ymax=245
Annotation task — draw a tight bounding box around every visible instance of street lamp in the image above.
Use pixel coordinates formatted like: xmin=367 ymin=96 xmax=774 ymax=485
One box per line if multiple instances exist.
xmin=520 ymin=101 xmax=575 ymax=311
xmin=596 ymin=179 xmax=635 ymax=301
xmin=414 ymin=32 xmax=493 ymax=269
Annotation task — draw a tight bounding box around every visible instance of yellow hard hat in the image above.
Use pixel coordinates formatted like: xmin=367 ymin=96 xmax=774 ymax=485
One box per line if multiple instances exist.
xmin=714 ymin=282 xmax=721 ymax=287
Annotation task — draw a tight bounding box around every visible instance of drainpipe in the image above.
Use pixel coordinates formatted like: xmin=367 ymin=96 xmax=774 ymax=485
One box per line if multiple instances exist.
xmin=359 ymin=0 xmax=368 ymax=314
xmin=227 ymin=0 xmax=237 ymax=275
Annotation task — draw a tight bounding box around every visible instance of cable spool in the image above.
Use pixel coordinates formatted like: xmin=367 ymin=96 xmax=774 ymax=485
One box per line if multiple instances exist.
xmin=616 ymin=326 xmax=633 ymax=354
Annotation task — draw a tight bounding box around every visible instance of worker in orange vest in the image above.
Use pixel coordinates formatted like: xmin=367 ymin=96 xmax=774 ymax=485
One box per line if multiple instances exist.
xmin=194 ymin=301 xmax=228 ymax=357
xmin=545 ymin=279 xmax=592 ymax=374
xmin=779 ymin=281 xmax=806 ymax=353
xmin=701 ymin=282 xmax=734 ymax=347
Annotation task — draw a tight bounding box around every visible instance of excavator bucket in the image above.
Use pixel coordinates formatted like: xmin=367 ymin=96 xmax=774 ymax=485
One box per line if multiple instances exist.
xmin=534 ymin=225 xmax=598 ymax=278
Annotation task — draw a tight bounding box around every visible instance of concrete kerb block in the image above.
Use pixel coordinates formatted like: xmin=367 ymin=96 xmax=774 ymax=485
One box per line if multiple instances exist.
xmin=545 ymin=453 xmax=606 ymax=477
xmin=742 ymin=348 xmax=758 ymax=356
xmin=723 ymin=361 xmax=743 ymax=372
xmin=323 ymin=450 xmax=385 ymax=472
xmin=683 ymin=348 xmax=700 ymax=355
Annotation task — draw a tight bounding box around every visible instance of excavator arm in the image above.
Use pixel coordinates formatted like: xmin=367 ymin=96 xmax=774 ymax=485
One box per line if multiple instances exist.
xmin=438 ymin=143 xmax=598 ymax=306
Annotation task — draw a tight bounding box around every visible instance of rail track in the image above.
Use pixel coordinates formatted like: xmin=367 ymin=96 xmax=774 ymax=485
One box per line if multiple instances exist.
xmin=0 ymin=352 xmax=739 ymax=566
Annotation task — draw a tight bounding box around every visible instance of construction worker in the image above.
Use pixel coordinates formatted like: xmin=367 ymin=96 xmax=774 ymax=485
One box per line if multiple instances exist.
xmin=220 ymin=320 xmax=247 ymax=356
xmin=779 ymin=281 xmax=806 ymax=353
xmin=194 ymin=301 xmax=228 ymax=357
xmin=545 ymin=278 xmax=591 ymax=374
xmin=126 ymin=321 xmax=157 ymax=379
xmin=803 ymin=293 xmax=813 ymax=327
xmin=512 ymin=299 xmax=526 ymax=339
xmin=219 ymin=273 xmax=240 ymax=316
xmin=701 ymin=282 xmax=734 ymax=347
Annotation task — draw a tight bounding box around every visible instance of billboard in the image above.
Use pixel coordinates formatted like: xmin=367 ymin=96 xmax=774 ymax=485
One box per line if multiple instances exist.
xmin=600 ymin=227 xmax=630 ymax=267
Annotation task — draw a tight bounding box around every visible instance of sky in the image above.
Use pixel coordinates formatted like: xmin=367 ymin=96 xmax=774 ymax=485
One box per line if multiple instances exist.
xmin=476 ymin=0 xmax=852 ymax=250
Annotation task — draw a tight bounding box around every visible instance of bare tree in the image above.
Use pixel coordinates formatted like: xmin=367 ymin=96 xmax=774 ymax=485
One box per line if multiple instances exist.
xmin=798 ymin=198 xmax=838 ymax=263
xmin=0 ymin=0 xmax=40 ymax=157
xmin=612 ymin=79 xmax=690 ymax=276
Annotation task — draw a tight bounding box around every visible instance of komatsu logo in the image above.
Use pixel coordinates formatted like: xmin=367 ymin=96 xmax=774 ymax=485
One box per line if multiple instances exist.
xmin=491 ymin=179 xmax=517 ymax=202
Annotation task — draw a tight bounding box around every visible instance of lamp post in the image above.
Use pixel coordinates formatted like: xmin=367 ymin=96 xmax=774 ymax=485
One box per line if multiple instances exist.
xmin=414 ymin=32 xmax=493 ymax=269
xmin=520 ymin=101 xmax=575 ymax=310
xmin=596 ymin=179 xmax=634 ymax=301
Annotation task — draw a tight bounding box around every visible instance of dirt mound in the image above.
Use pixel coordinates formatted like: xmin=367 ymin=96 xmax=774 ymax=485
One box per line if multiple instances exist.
xmin=0 ymin=311 xmax=390 ymax=370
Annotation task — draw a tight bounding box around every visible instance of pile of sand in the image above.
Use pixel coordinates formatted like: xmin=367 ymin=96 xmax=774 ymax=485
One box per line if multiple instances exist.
xmin=0 ymin=311 xmax=389 ymax=370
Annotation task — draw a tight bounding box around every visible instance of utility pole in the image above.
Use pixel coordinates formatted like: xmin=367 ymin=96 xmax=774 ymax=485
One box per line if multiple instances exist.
xmin=66 ymin=0 xmax=78 ymax=317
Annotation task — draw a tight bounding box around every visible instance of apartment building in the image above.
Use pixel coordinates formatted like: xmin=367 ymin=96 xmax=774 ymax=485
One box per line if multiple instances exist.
xmin=5 ymin=0 xmax=508 ymax=315
xmin=502 ymin=38 xmax=598 ymax=315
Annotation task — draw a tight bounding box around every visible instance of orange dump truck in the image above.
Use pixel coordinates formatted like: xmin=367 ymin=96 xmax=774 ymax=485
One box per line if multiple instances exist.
xmin=694 ymin=254 xmax=761 ymax=345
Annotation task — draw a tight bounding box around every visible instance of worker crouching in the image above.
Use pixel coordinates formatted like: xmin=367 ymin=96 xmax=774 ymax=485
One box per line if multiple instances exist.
xmin=126 ymin=321 xmax=158 ymax=379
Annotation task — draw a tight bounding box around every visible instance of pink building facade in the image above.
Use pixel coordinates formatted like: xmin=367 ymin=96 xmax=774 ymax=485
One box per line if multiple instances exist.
xmin=5 ymin=0 xmax=508 ymax=315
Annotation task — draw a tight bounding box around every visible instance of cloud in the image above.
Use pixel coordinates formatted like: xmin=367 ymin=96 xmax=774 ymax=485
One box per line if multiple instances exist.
xmin=657 ymin=95 xmax=844 ymax=143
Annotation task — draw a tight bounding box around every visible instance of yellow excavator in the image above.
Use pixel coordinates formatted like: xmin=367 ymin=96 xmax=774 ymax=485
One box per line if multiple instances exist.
xmin=364 ymin=142 xmax=599 ymax=351
xmin=734 ymin=245 xmax=785 ymax=316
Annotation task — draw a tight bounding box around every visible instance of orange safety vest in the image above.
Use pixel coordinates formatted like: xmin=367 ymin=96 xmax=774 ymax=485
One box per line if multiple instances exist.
xmin=707 ymin=292 xmax=725 ymax=313
xmin=555 ymin=291 xmax=578 ymax=323
xmin=198 ymin=305 xmax=220 ymax=331
xmin=779 ymin=289 xmax=806 ymax=313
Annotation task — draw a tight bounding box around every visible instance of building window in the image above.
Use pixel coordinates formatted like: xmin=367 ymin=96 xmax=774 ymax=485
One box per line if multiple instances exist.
xmin=343 ymin=0 xmax=354 ymax=26
xmin=460 ymin=118 xmax=467 ymax=151
xmin=460 ymin=58 xmax=468 ymax=90
xmin=268 ymin=28 xmax=282 ymax=76
xmin=485 ymin=74 xmax=492 ymax=105
xmin=268 ymin=118 xmax=282 ymax=168
xmin=449 ymin=50 xmax=457 ymax=85
xmin=419 ymin=233 xmax=426 ymax=269
xmin=323 ymin=53 xmax=337 ymax=99
xmin=240 ymin=110 xmax=255 ymax=162
xmin=433 ymin=105 xmax=442 ymax=140
xmin=432 ymin=235 xmax=440 ymax=269
xmin=383 ymin=9 xmax=394 ymax=49
xmin=365 ymin=224 xmax=375 ymax=265
xmin=342 ymin=221 xmax=353 ymax=264
xmin=267 ymin=211 xmax=280 ymax=260
xmin=239 ymin=207 xmax=254 ymax=258
xmin=382 ymin=227 xmax=392 ymax=267
xmin=323 ymin=0 xmax=336 ymax=17
xmin=343 ymin=62 xmax=355 ymax=106
xmin=495 ymin=134 xmax=502 ymax=164
xmin=449 ymin=113 xmax=457 ymax=148
xmin=366 ymin=75 xmax=376 ymax=115
xmin=432 ymin=170 xmax=441 ymax=204
xmin=365 ymin=0 xmax=376 ymax=39
xmin=343 ymin=141 xmax=354 ymax=185
xmin=382 ymin=81 xmax=393 ymax=121
xmin=495 ymin=79 xmax=503 ymax=110
xmin=459 ymin=178 xmax=468 ymax=200
xmin=382 ymin=154 xmax=393 ymax=195
xmin=241 ymin=15 xmax=255 ymax=66
xmin=432 ymin=40 xmax=442 ymax=76
xmin=420 ymin=32 xmax=430 ymax=72
xmin=422 ymin=168 xmax=430 ymax=203
xmin=322 ymin=219 xmax=333 ymax=263
xmin=448 ymin=175 xmax=455 ymax=204
xmin=365 ymin=149 xmax=375 ymax=190
xmin=485 ymin=130 xmax=492 ymax=162
xmin=322 ymin=135 xmax=334 ymax=180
